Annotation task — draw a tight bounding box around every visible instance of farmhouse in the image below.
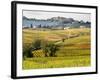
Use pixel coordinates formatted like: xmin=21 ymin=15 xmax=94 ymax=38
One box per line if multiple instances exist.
xmin=33 ymin=25 xmax=36 ymax=28
xmin=51 ymin=26 xmax=64 ymax=30
xmin=80 ymin=26 xmax=86 ymax=28
xmin=64 ymin=27 xmax=70 ymax=30
xmin=23 ymin=26 xmax=29 ymax=29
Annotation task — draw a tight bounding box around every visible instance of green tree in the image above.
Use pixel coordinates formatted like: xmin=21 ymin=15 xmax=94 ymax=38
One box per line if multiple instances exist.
xmin=47 ymin=43 xmax=58 ymax=57
xmin=41 ymin=41 xmax=59 ymax=57
xmin=62 ymin=38 xmax=65 ymax=42
xmin=30 ymin=24 xmax=33 ymax=28
xmin=41 ymin=40 xmax=49 ymax=57
xmin=32 ymin=39 xmax=41 ymax=50
xmin=23 ymin=44 xmax=33 ymax=59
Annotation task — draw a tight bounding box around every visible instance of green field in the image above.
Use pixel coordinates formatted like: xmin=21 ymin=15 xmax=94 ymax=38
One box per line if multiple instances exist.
xmin=22 ymin=28 xmax=91 ymax=69
xmin=23 ymin=56 xmax=90 ymax=69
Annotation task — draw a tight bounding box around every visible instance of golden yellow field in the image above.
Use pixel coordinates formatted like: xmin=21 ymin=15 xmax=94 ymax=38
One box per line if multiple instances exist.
xmin=22 ymin=28 xmax=91 ymax=69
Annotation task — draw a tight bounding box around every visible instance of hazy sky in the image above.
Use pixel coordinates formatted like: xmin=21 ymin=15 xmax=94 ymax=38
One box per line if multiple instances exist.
xmin=23 ymin=10 xmax=91 ymax=22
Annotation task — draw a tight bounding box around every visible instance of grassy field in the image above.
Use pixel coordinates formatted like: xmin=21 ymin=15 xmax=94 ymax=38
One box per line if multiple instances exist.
xmin=23 ymin=56 xmax=90 ymax=69
xmin=22 ymin=28 xmax=91 ymax=69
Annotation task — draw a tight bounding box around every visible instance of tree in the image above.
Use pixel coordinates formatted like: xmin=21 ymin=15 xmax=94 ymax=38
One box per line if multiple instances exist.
xmin=47 ymin=43 xmax=58 ymax=57
xmin=42 ymin=44 xmax=48 ymax=57
xmin=41 ymin=40 xmax=49 ymax=57
xmin=30 ymin=24 xmax=33 ymax=28
xmin=23 ymin=44 xmax=33 ymax=60
xmin=62 ymin=38 xmax=65 ymax=42
xmin=38 ymin=24 xmax=42 ymax=28
xmin=41 ymin=41 xmax=59 ymax=57
xmin=32 ymin=39 xmax=41 ymax=50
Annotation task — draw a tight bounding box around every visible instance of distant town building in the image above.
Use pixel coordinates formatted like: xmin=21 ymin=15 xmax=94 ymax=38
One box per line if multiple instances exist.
xmin=80 ymin=26 xmax=86 ymax=28
xmin=33 ymin=26 xmax=36 ymax=28
xmin=51 ymin=26 xmax=63 ymax=30
xmin=23 ymin=26 xmax=29 ymax=29
xmin=64 ymin=27 xmax=70 ymax=30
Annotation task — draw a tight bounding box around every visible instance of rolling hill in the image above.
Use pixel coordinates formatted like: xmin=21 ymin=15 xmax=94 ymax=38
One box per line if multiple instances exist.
xmin=22 ymin=16 xmax=91 ymax=29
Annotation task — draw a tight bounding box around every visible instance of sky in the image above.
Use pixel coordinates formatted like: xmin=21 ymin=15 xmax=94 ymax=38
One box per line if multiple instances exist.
xmin=23 ymin=10 xmax=91 ymax=22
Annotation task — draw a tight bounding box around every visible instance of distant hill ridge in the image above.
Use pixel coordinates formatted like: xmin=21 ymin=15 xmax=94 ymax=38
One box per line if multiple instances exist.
xmin=23 ymin=16 xmax=91 ymax=28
